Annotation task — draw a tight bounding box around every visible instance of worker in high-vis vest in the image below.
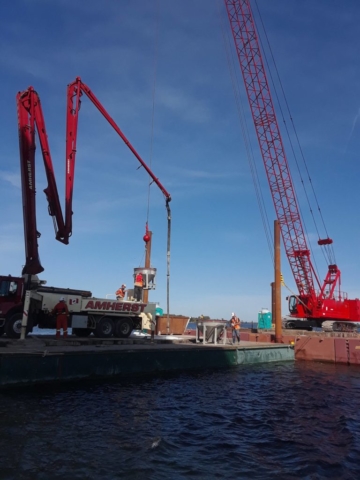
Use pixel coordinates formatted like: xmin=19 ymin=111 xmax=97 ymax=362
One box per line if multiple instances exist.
xmin=52 ymin=297 xmax=69 ymax=338
xmin=116 ymin=284 xmax=126 ymax=301
xmin=230 ymin=312 xmax=241 ymax=344
xmin=134 ymin=272 xmax=144 ymax=302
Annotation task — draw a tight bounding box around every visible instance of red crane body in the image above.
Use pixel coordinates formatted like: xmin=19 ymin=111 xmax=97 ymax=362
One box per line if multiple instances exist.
xmin=17 ymin=77 xmax=171 ymax=276
xmin=224 ymin=0 xmax=360 ymax=324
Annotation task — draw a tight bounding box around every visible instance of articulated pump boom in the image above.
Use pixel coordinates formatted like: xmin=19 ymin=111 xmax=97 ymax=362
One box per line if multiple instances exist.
xmin=224 ymin=0 xmax=360 ymax=329
xmin=17 ymin=77 xmax=171 ymax=275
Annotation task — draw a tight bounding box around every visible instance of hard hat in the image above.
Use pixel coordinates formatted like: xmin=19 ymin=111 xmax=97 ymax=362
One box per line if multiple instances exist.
xmin=122 ymin=284 xmax=126 ymax=288
xmin=60 ymin=297 xmax=65 ymax=302
xmin=231 ymin=312 xmax=235 ymax=316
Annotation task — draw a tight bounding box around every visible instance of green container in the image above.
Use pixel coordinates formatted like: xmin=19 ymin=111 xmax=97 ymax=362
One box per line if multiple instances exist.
xmin=155 ymin=306 xmax=163 ymax=317
xmin=258 ymin=311 xmax=272 ymax=329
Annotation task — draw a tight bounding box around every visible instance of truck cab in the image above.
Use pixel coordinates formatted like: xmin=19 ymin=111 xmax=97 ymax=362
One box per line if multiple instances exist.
xmin=0 ymin=275 xmax=23 ymax=298
xmin=0 ymin=275 xmax=24 ymax=336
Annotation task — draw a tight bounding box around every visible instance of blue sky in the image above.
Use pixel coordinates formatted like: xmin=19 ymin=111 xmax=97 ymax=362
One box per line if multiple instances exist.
xmin=1 ymin=0 xmax=360 ymax=322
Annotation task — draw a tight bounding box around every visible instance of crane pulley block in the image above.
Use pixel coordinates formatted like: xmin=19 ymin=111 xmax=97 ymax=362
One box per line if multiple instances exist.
xmin=318 ymin=238 xmax=333 ymax=246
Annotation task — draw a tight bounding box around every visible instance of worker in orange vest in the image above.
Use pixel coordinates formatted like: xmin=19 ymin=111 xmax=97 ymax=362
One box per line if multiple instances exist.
xmin=230 ymin=312 xmax=241 ymax=344
xmin=116 ymin=284 xmax=126 ymax=300
xmin=134 ymin=272 xmax=144 ymax=302
xmin=52 ymin=297 xmax=69 ymax=338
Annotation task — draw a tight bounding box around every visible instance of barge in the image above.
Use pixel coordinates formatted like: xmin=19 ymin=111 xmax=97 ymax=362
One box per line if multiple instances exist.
xmin=0 ymin=335 xmax=294 ymax=388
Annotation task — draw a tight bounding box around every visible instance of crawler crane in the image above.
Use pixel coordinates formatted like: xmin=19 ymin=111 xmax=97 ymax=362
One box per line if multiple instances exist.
xmin=224 ymin=0 xmax=360 ymax=330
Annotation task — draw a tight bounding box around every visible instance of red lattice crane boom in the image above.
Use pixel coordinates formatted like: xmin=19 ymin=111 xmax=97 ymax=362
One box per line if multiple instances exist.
xmin=224 ymin=0 xmax=360 ymax=324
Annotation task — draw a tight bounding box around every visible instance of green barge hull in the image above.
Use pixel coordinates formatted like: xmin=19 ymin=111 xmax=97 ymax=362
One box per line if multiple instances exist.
xmin=0 ymin=336 xmax=294 ymax=388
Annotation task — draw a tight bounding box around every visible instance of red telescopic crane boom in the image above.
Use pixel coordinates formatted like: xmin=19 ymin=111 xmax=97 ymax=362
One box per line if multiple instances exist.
xmin=224 ymin=0 xmax=360 ymax=324
xmin=17 ymin=77 xmax=171 ymax=276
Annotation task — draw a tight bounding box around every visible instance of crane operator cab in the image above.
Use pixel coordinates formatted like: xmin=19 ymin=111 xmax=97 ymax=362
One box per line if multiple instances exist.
xmin=288 ymin=294 xmax=310 ymax=318
xmin=288 ymin=295 xmax=298 ymax=315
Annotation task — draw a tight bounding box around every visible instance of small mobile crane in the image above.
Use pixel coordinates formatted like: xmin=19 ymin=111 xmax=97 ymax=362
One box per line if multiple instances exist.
xmin=224 ymin=0 xmax=360 ymax=331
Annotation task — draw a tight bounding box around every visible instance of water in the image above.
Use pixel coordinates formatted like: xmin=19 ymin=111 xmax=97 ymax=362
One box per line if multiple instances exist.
xmin=1 ymin=362 xmax=360 ymax=479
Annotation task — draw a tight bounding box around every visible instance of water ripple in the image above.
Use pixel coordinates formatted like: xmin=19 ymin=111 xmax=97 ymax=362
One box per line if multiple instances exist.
xmin=1 ymin=362 xmax=360 ymax=479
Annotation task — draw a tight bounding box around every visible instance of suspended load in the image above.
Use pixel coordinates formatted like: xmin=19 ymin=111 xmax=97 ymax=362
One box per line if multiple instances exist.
xmin=133 ymin=267 xmax=157 ymax=291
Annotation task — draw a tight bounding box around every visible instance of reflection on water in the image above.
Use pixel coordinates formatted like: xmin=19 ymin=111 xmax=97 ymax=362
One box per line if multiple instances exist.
xmin=1 ymin=362 xmax=360 ymax=479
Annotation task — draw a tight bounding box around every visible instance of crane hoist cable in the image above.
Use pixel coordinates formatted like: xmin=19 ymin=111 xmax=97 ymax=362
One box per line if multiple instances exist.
xmin=253 ymin=1 xmax=320 ymax=275
xmin=218 ymin=0 xmax=274 ymax=264
xmin=224 ymin=0 xmax=332 ymax=282
xmin=140 ymin=0 xmax=159 ymax=269
xmin=253 ymin=0 xmax=336 ymax=270
xmin=146 ymin=0 xmax=160 ymax=225
xmin=144 ymin=0 xmax=171 ymax=331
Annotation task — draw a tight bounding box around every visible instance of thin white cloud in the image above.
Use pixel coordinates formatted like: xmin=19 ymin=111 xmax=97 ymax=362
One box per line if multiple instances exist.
xmin=0 ymin=171 xmax=21 ymax=188
xmin=80 ymin=197 xmax=135 ymax=213
xmin=343 ymin=106 xmax=360 ymax=158
xmin=172 ymin=168 xmax=236 ymax=179
xmin=157 ymin=87 xmax=211 ymax=124
xmin=0 ymin=233 xmax=23 ymax=253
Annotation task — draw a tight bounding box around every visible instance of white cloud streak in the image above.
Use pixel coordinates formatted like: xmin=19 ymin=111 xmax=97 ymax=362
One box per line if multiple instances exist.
xmin=0 ymin=171 xmax=21 ymax=188
xmin=343 ymin=106 xmax=360 ymax=158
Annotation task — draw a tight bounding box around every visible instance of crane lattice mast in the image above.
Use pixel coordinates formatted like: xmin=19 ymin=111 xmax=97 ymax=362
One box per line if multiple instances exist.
xmin=224 ymin=0 xmax=319 ymax=298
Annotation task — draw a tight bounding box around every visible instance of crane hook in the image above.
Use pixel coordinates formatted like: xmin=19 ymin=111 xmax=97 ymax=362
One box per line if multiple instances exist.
xmin=143 ymin=223 xmax=150 ymax=244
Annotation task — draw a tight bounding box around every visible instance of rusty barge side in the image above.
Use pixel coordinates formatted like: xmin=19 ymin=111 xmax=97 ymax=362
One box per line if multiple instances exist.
xmin=232 ymin=329 xmax=360 ymax=365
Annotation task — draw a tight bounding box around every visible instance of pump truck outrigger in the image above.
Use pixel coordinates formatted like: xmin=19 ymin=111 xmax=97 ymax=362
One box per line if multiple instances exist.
xmin=0 ymin=77 xmax=171 ymax=339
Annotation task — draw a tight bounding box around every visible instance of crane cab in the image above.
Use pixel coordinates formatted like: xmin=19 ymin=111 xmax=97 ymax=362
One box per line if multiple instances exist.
xmin=288 ymin=295 xmax=298 ymax=315
xmin=288 ymin=294 xmax=310 ymax=319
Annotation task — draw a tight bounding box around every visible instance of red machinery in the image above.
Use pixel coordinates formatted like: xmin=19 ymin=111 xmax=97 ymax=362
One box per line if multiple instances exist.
xmin=17 ymin=77 xmax=171 ymax=276
xmin=224 ymin=0 xmax=360 ymax=328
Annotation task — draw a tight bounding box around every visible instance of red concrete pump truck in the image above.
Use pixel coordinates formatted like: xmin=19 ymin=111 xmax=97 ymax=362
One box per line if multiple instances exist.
xmin=224 ymin=0 xmax=360 ymax=331
xmin=0 ymin=77 xmax=171 ymax=339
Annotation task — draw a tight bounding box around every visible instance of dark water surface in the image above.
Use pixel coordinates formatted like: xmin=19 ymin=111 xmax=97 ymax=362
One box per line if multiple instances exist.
xmin=1 ymin=362 xmax=360 ymax=480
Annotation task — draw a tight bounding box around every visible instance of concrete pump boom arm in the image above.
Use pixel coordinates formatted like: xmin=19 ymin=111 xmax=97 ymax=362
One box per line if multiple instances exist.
xmin=16 ymin=77 xmax=171 ymax=276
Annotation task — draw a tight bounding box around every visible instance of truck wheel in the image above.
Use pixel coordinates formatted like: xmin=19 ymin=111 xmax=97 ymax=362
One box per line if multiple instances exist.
xmin=72 ymin=328 xmax=92 ymax=337
xmin=94 ymin=317 xmax=114 ymax=338
xmin=5 ymin=312 xmax=24 ymax=339
xmin=115 ymin=318 xmax=133 ymax=338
